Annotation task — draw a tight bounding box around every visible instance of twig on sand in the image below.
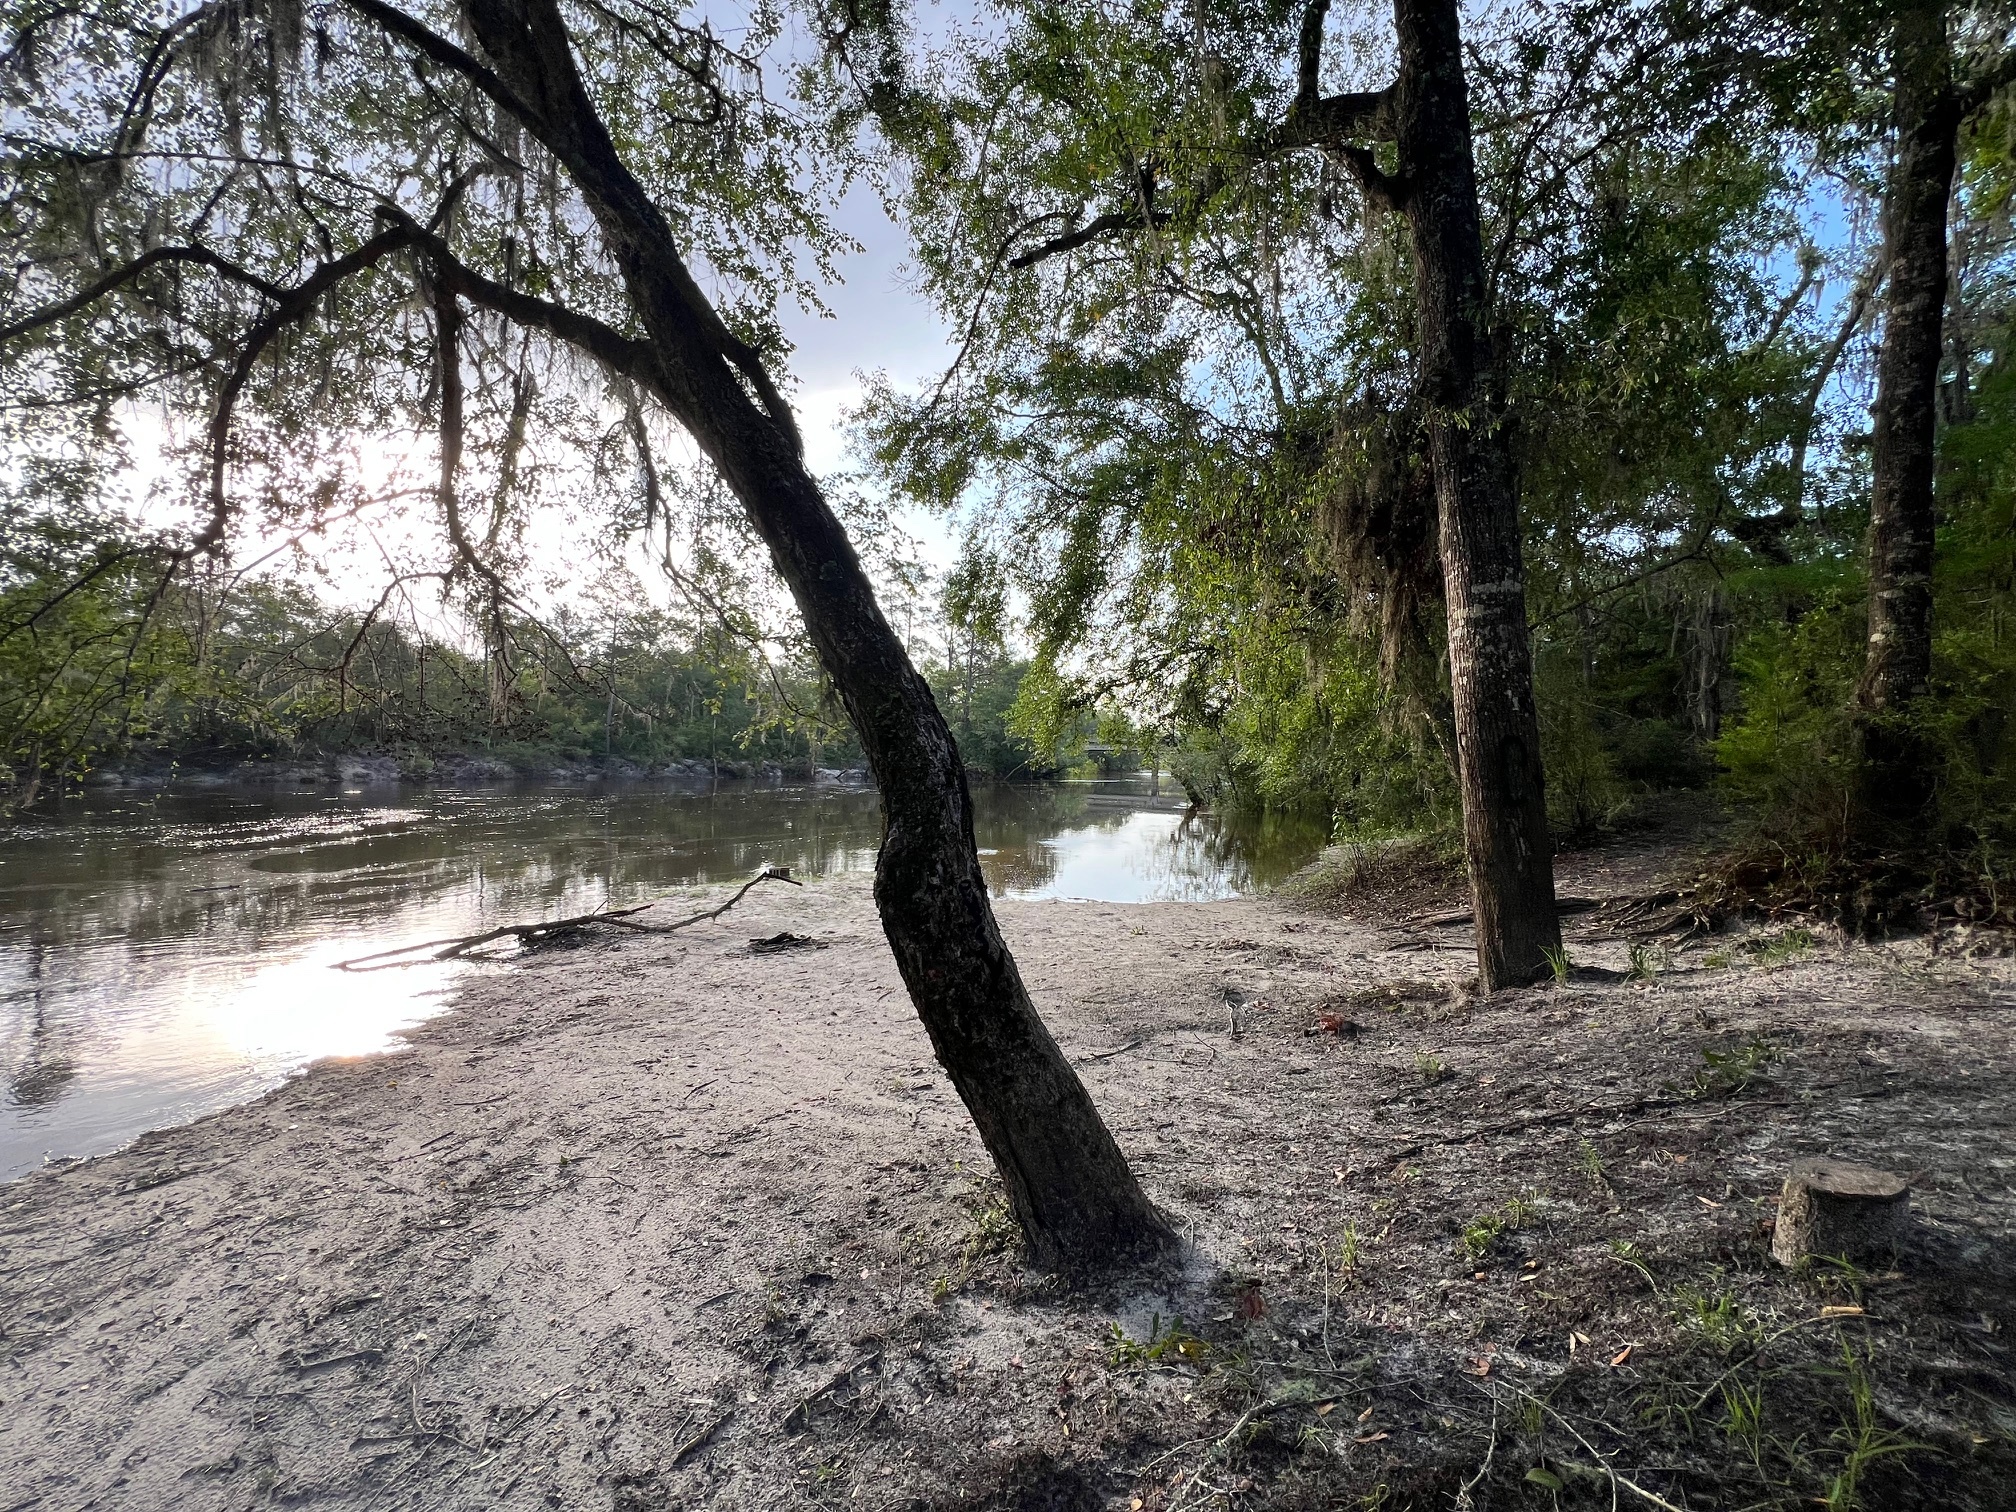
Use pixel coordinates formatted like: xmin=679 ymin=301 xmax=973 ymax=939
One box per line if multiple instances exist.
xmin=1467 ymin=1377 xmax=1688 ymax=1512
xmin=332 ymin=867 xmax=801 ymax=970
xmin=1080 ymin=1038 xmax=1143 ymax=1063
xmin=780 ymin=1353 xmax=881 ymax=1433
xmin=671 ymin=1407 xmax=734 ymax=1465
xmin=467 ymin=1384 xmax=575 ymax=1471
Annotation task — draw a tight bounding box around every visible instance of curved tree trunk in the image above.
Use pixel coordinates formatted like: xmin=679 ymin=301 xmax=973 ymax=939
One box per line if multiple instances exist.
xmin=455 ymin=0 xmax=1171 ymax=1271
xmin=1859 ymin=0 xmax=1957 ymax=829
xmin=1393 ymin=0 xmax=1561 ymax=989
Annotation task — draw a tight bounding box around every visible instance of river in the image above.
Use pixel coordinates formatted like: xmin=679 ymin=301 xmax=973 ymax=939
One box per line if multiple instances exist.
xmin=0 ymin=778 xmax=1328 ymax=1178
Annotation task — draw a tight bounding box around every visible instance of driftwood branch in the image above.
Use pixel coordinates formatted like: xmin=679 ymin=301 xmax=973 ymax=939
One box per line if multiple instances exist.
xmin=332 ymin=866 xmax=802 ymax=971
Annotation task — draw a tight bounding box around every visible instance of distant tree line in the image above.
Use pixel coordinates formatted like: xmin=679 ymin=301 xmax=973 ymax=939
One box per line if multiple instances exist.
xmin=0 ymin=508 xmax=872 ymax=800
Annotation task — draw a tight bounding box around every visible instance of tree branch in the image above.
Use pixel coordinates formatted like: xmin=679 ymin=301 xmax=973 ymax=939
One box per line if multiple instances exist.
xmin=1008 ymin=207 xmax=1168 ymax=270
xmin=352 ymin=0 xmax=804 ymax=454
xmin=1957 ymin=45 xmax=2016 ymax=118
xmin=200 ymin=224 xmax=419 ymax=551
xmin=0 ymin=246 xmax=287 ymax=344
xmin=381 ymin=208 xmax=668 ymax=394
xmin=1274 ymin=0 xmax=1394 ymax=155
xmin=340 ymin=0 xmax=541 ymax=129
xmin=1335 ymin=143 xmax=1410 ymax=214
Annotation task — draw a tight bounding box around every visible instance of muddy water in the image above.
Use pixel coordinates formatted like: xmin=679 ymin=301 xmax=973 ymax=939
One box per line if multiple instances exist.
xmin=0 ymin=780 xmax=1326 ymax=1177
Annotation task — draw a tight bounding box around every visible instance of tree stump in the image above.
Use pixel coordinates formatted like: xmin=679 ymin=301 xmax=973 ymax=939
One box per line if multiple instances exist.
xmin=1771 ymin=1157 xmax=1910 ymax=1267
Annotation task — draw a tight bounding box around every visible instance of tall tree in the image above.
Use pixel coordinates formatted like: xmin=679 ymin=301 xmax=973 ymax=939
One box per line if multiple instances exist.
xmin=0 ymin=0 xmax=1169 ymax=1270
xmin=982 ymin=0 xmax=1564 ymax=986
xmin=1364 ymin=0 xmax=1563 ymax=988
xmin=1857 ymin=1 xmax=2013 ymax=826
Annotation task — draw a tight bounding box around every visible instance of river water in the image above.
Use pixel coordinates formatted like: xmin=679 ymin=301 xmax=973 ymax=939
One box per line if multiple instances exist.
xmin=0 ymin=779 xmax=1327 ymax=1178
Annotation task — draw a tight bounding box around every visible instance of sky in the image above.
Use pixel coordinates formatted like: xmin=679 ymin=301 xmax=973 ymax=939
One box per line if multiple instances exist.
xmin=772 ymin=178 xmax=959 ymax=563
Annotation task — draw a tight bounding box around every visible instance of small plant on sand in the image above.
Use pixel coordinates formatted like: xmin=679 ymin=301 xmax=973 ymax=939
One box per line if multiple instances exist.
xmin=1822 ymin=1342 xmax=1922 ymax=1511
xmin=930 ymin=1175 xmax=1020 ymax=1300
xmin=1577 ymin=1137 xmax=1606 ymax=1187
xmin=1106 ymin=1312 xmax=1208 ymax=1368
xmin=1541 ymin=944 xmax=1572 ymax=984
xmin=1626 ymin=942 xmax=1667 ymax=982
xmin=1606 ymin=1237 xmax=1658 ymax=1293
xmin=1720 ymin=1373 xmax=1767 ymax=1469
xmin=1459 ymin=1211 xmax=1504 ymax=1261
xmin=1803 ymin=1254 xmax=1871 ymax=1307
xmin=1674 ymin=1284 xmax=1759 ymax=1355
xmin=1414 ymin=1051 xmax=1451 ymax=1085
xmin=1746 ymin=927 xmax=1816 ymax=968
xmin=1458 ymin=1191 xmax=1539 ymax=1261
xmin=1678 ymin=1034 xmax=1783 ymax=1099
xmin=963 ymin=1195 xmax=1018 ymax=1266
xmin=1335 ymin=1223 xmax=1363 ymax=1277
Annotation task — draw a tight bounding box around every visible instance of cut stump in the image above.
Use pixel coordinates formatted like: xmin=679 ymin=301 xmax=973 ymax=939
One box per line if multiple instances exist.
xmin=1771 ymin=1157 xmax=1910 ymax=1267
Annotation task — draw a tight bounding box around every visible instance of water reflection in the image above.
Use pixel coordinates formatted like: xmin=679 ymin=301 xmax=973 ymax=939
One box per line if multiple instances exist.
xmin=0 ymin=780 xmax=1325 ymax=1176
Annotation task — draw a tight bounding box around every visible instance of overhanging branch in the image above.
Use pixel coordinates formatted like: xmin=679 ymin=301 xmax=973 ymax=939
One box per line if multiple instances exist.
xmin=0 ymin=246 xmax=288 ymax=344
xmin=201 ymin=224 xmax=419 ymax=551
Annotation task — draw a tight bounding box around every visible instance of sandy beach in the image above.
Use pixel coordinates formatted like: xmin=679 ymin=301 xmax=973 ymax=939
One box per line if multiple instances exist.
xmin=4 ymin=851 xmax=2013 ymax=1510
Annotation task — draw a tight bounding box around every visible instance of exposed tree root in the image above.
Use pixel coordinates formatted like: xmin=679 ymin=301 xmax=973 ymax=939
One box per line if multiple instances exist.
xmin=1573 ymin=843 xmax=2016 ymax=945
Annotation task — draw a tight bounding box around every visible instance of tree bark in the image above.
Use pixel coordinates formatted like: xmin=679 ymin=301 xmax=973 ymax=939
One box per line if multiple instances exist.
xmin=1392 ymin=0 xmax=1561 ymax=988
xmin=450 ymin=0 xmax=1171 ymax=1270
xmin=1858 ymin=0 xmax=1957 ymax=828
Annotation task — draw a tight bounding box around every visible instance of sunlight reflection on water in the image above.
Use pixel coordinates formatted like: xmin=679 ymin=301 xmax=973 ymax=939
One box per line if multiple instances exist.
xmin=0 ymin=779 xmax=1326 ymax=1176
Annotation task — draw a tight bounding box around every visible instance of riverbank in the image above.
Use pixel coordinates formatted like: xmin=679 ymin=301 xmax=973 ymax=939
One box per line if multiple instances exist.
xmin=75 ymin=751 xmax=870 ymax=791
xmin=4 ymin=846 xmax=2014 ymax=1509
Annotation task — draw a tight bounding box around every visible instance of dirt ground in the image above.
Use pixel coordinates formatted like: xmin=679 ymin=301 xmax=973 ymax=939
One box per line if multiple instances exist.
xmin=4 ymin=825 xmax=2014 ymax=1511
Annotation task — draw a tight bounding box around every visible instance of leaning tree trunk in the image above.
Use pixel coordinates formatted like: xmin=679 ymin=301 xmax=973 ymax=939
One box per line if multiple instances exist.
xmin=1393 ymin=0 xmax=1561 ymax=988
xmin=457 ymin=0 xmax=1171 ymax=1271
xmin=1859 ymin=0 xmax=1957 ymax=829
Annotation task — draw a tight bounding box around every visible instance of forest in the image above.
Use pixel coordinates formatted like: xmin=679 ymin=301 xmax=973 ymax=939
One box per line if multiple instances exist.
xmin=3 ymin=0 xmax=2016 ymax=1508
xmin=4 ymin=0 xmax=2014 ymax=904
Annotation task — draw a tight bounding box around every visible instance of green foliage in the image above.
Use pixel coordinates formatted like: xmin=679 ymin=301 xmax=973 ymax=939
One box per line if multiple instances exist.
xmin=1673 ymin=1285 xmax=1761 ymax=1356
xmin=1541 ymin=945 xmax=1573 ymax=985
xmin=0 ymin=544 xmax=858 ymax=802
xmin=1106 ymin=1313 xmax=1208 ymax=1368
xmin=1457 ymin=1190 xmax=1539 ymax=1261
xmin=1676 ymin=1034 xmax=1784 ymax=1100
xmin=859 ymin=0 xmax=1840 ymax=850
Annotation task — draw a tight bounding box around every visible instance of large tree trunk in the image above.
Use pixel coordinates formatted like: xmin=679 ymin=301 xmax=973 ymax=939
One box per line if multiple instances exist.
xmin=1393 ymin=0 xmax=1561 ymax=988
xmin=1859 ymin=0 xmax=1957 ymax=827
xmin=459 ymin=0 xmax=1171 ymax=1271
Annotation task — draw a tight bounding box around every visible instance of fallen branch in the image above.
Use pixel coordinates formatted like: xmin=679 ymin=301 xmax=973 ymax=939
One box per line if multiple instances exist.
xmin=332 ymin=867 xmax=801 ymax=970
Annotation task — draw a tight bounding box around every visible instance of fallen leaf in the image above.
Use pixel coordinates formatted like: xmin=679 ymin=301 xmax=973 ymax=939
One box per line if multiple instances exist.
xmin=1571 ymin=1331 xmax=1593 ymax=1349
xmin=1696 ymin=1196 xmax=1723 ymax=1209
xmin=1358 ymin=1405 xmax=1375 ymax=1422
xmin=1355 ymin=1431 xmax=1390 ymax=1444
xmin=1316 ymin=1403 xmax=1336 ymax=1417
xmin=1464 ymin=1355 xmax=1494 ymax=1377
xmin=1820 ymin=1305 xmax=1865 ymax=1319
xmin=1609 ymin=1345 xmax=1634 ymax=1367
